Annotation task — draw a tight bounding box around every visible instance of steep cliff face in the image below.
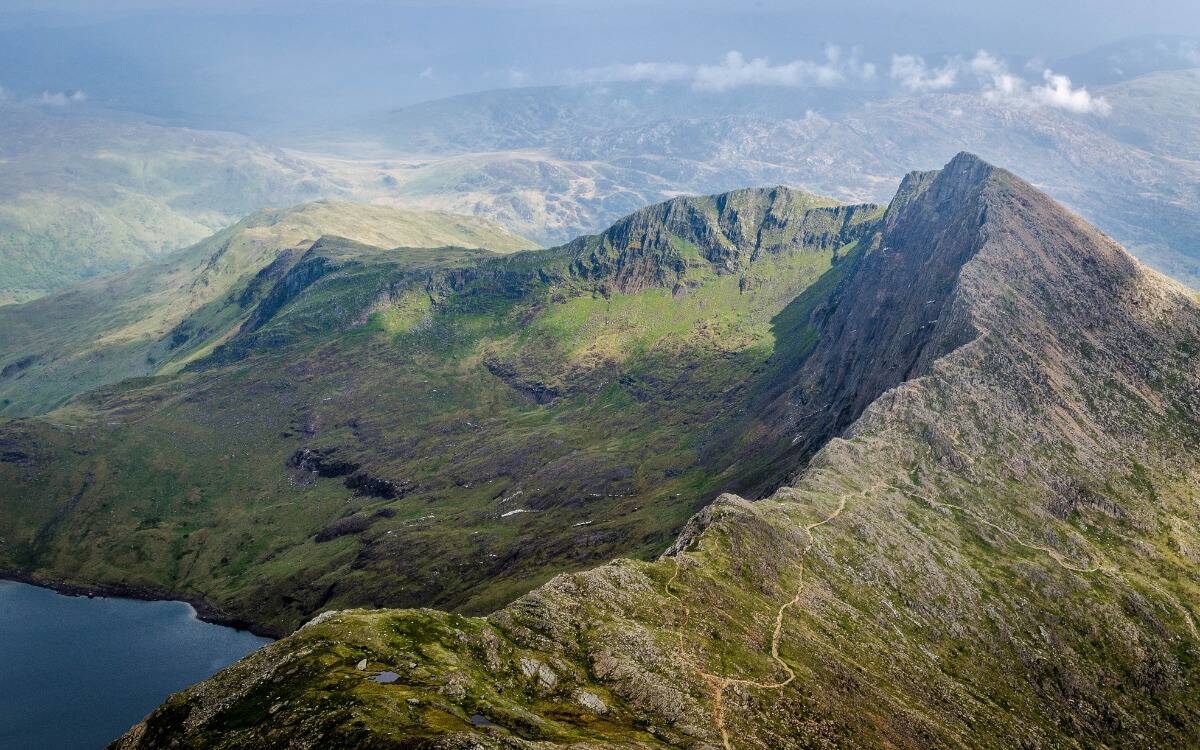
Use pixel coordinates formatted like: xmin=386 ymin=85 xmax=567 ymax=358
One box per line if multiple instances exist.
xmin=114 ymin=154 xmax=1200 ymax=749
xmin=563 ymin=186 xmax=878 ymax=293
xmin=719 ymin=155 xmax=992 ymax=494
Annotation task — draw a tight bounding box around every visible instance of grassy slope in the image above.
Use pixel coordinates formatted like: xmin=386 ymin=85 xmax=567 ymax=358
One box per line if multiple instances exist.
xmin=0 ymin=200 xmax=533 ymax=416
xmin=0 ymin=187 xmax=879 ymax=635
xmin=111 ymin=156 xmax=1200 ymax=750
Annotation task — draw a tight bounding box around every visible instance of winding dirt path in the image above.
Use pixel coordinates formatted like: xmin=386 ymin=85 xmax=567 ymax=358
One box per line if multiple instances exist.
xmin=664 ymin=491 xmax=853 ymax=750
xmin=664 ymin=482 xmax=1108 ymax=750
xmin=910 ymin=491 xmax=1105 ymax=573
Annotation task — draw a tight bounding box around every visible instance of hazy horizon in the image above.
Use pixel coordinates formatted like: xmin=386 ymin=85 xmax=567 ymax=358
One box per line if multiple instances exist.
xmin=2 ymin=0 xmax=1198 ymax=134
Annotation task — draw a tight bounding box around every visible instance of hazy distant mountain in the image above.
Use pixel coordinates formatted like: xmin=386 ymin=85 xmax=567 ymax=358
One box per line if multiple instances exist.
xmin=364 ymin=72 xmax=1200 ymax=286
xmin=1101 ymin=67 xmax=1200 ymax=159
xmin=370 ymin=82 xmax=866 ymax=154
xmin=1052 ymin=34 xmax=1200 ymax=84
xmin=0 ymin=101 xmax=349 ymax=303
xmin=107 ymin=154 xmax=1200 ymax=749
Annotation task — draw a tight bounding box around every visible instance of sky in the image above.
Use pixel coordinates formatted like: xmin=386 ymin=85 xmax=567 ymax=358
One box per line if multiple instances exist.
xmin=0 ymin=0 xmax=1197 ymax=134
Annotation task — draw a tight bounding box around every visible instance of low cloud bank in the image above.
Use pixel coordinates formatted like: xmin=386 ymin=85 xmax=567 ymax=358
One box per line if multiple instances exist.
xmin=891 ymin=50 xmax=1111 ymax=114
xmin=555 ymin=46 xmax=1113 ymax=116
xmin=566 ymin=46 xmax=876 ymax=91
xmin=37 ymin=89 xmax=88 ymax=107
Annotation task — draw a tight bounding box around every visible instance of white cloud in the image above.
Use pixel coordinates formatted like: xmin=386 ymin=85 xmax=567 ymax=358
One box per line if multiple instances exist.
xmin=565 ymin=46 xmax=874 ymax=92
xmin=935 ymin=51 xmax=1111 ymax=115
xmin=889 ymin=54 xmax=957 ymax=91
xmin=557 ymin=46 xmax=1111 ymax=117
xmin=1030 ymin=70 xmax=1111 ymax=115
xmin=566 ymin=61 xmax=691 ymax=85
xmin=419 ymin=66 xmax=434 ymax=79
xmin=36 ymin=89 xmax=87 ymax=106
xmin=693 ymin=46 xmax=874 ymax=92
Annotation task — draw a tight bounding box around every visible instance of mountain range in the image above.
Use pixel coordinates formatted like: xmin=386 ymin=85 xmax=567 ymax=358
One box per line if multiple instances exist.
xmin=5 ymin=44 xmax=1200 ymax=308
xmin=1 ymin=153 xmax=1197 ymax=747
xmin=359 ymin=70 xmax=1200 ymax=288
xmin=0 ymin=179 xmax=882 ymax=634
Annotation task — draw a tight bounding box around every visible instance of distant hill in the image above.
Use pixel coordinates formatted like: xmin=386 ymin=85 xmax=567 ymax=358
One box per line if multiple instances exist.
xmin=0 ymin=200 xmax=533 ymax=415
xmin=1101 ymin=68 xmax=1200 ymax=159
xmin=1052 ymin=34 xmax=1200 ymax=85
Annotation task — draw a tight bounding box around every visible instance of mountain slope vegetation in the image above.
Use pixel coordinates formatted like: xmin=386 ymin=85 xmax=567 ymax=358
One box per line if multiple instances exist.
xmin=111 ymin=154 xmax=1200 ymax=749
xmin=0 ymin=200 xmax=533 ymax=416
xmin=0 ymin=185 xmax=882 ymax=634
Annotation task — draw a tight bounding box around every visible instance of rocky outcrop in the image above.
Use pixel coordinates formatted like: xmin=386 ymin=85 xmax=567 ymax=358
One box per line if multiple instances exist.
xmin=563 ymin=186 xmax=879 ymax=293
xmin=660 ymin=492 xmax=754 ymax=557
xmin=291 ymin=448 xmax=413 ymax=500
xmin=289 ymin=447 xmax=360 ymax=477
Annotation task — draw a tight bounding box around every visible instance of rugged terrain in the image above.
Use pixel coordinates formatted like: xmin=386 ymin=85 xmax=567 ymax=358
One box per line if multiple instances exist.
xmin=110 ymin=154 xmax=1200 ymax=749
xmin=0 ymin=183 xmax=882 ymax=633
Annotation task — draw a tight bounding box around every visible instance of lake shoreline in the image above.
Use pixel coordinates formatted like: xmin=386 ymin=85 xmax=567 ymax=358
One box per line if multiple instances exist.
xmin=0 ymin=577 xmax=272 ymax=749
xmin=0 ymin=570 xmax=282 ymax=639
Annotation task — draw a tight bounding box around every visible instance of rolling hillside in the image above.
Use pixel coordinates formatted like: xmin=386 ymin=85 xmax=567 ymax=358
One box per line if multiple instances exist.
xmin=0 ymin=200 xmax=533 ymax=415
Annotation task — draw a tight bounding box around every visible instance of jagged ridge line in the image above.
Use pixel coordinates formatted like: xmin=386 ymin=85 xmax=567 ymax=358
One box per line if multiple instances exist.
xmin=663 ymin=475 xmax=1126 ymax=750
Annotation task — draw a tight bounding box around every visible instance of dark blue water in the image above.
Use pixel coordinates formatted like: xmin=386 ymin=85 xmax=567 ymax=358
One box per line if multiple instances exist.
xmin=0 ymin=581 xmax=270 ymax=749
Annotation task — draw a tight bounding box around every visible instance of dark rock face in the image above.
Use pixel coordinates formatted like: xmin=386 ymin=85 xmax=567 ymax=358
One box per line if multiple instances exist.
xmin=314 ymin=514 xmax=375 ymax=543
xmin=0 ymin=354 xmax=39 ymax=379
xmin=724 ymin=154 xmax=994 ymax=494
xmin=795 ymin=156 xmax=991 ymax=433
xmin=314 ymin=508 xmax=399 ymax=543
xmin=242 ymin=252 xmax=336 ymax=335
xmin=290 ymin=448 xmax=412 ymax=499
xmin=235 ymin=248 xmax=304 ymax=310
xmin=288 ymin=447 xmax=360 ymax=478
xmin=344 ymin=472 xmax=413 ymax=500
xmin=482 ymin=355 xmax=561 ymax=404
xmin=0 ymin=442 xmax=30 ymax=464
